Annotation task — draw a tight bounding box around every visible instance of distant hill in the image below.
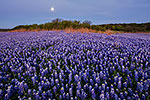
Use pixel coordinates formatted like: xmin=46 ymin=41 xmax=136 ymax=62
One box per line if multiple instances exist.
xmin=1 ymin=19 xmax=150 ymax=33
xmin=0 ymin=29 xmax=11 ymax=32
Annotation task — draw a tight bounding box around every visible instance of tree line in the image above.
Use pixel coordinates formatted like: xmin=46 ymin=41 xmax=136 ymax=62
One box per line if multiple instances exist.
xmin=5 ymin=19 xmax=150 ymax=33
xmin=0 ymin=29 xmax=11 ymax=32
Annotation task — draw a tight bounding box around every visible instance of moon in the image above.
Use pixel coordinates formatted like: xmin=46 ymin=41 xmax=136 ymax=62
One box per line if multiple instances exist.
xmin=50 ymin=7 xmax=55 ymax=12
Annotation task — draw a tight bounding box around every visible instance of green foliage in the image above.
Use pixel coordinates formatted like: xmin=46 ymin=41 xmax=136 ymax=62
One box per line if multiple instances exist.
xmin=9 ymin=18 xmax=150 ymax=33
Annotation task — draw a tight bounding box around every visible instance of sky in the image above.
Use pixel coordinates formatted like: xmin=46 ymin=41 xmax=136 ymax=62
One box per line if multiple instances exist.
xmin=0 ymin=0 xmax=150 ymax=28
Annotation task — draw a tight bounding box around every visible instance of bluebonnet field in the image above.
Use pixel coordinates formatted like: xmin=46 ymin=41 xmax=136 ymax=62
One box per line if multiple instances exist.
xmin=0 ymin=31 xmax=150 ymax=100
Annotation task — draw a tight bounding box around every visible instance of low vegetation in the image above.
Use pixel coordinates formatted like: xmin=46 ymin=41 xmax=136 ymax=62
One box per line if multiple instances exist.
xmin=1 ymin=19 xmax=150 ymax=33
